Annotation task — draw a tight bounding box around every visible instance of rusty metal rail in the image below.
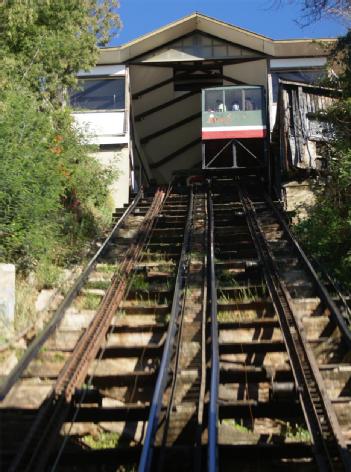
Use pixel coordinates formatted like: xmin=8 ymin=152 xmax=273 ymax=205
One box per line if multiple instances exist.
xmin=239 ymin=184 xmax=351 ymax=472
xmin=8 ymin=188 xmax=167 ymax=472
xmin=55 ymin=188 xmax=167 ymax=400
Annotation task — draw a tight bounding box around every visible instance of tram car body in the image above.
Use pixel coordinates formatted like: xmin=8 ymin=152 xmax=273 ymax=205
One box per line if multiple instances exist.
xmin=202 ymin=85 xmax=267 ymax=140
xmin=201 ymin=85 xmax=267 ymax=171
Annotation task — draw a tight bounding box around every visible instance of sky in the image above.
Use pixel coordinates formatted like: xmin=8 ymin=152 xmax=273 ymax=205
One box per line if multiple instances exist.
xmin=110 ymin=0 xmax=347 ymax=46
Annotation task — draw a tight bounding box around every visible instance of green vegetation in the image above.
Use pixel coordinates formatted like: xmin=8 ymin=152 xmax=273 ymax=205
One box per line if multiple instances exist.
xmin=221 ymin=419 xmax=252 ymax=433
xmin=35 ymin=260 xmax=64 ymax=291
xmin=96 ymin=263 xmax=119 ymax=273
xmin=295 ymin=30 xmax=351 ymax=290
xmin=83 ymin=431 xmax=120 ymax=449
xmin=0 ymin=85 xmax=115 ymax=273
xmin=13 ymin=278 xmax=38 ymax=332
xmin=86 ymin=279 xmax=111 ymax=290
xmin=129 ymin=274 xmax=150 ymax=292
xmin=218 ymin=283 xmax=267 ymax=303
xmin=217 ymin=310 xmax=257 ymax=322
xmin=76 ymin=293 xmax=102 ymax=310
xmin=52 ymin=352 xmax=67 ymax=363
xmin=0 ymin=2 xmax=120 ymax=333
xmin=281 ymin=422 xmax=311 ymax=443
xmin=0 ymin=1 xmax=120 ymax=104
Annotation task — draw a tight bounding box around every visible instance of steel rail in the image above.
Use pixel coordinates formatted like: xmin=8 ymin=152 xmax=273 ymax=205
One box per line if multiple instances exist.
xmin=239 ymin=185 xmax=351 ymax=472
xmin=8 ymin=189 xmax=166 ymax=472
xmin=0 ymin=188 xmax=143 ymax=400
xmin=138 ymin=187 xmax=194 ymax=472
xmin=309 ymin=254 xmax=351 ymax=322
xmin=264 ymin=192 xmax=351 ymax=348
xmin=207 ymin=186 xmax=219 ymax=472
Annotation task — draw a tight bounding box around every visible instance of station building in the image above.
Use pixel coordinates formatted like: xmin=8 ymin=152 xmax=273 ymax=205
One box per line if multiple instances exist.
xmin=70 ymin=12 xmax=335 ymax=208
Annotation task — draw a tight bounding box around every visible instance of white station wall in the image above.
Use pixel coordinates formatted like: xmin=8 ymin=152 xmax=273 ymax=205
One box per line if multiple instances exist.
xmin=94 ymin=148 xmax=130 ymax=209
xmin=73 ymin=111 xmax=126 ymax=145
xmin=72 ymin=64 xmax=130 ymax=208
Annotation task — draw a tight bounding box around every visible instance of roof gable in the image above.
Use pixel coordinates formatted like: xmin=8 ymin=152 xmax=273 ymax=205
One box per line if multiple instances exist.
xmin=98 ymin=12 xmax=335 ymax=64
xmin=137 ymin=31 xmax=263 ymax=63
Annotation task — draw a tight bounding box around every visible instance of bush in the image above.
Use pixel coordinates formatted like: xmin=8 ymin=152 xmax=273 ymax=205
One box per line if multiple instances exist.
xmin=295 ymin=30 xmax=351 ymax=290
xmin=296 ymin=195 xmax=351 ymax=288
xmin=0 ymin=85 xmax=115 ymax=273
xmin=295 ymin=142 xmax=351 ymax=289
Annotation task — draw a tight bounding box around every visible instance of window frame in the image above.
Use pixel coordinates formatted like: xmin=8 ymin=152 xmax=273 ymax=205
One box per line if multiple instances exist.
xmin=70 ymin=76 xmax=126 ymax=112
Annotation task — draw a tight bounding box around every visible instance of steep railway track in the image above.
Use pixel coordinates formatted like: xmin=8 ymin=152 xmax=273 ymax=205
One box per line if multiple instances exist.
xmin=139 ymin=187 xmax=207 ymax=472
xmin=208 ymin=178 xmax=351 ymax=471
xmin=1 ymin=176 xmax=351 ymax=472
xmin=0 ymin=185 xmax=191 ymax=471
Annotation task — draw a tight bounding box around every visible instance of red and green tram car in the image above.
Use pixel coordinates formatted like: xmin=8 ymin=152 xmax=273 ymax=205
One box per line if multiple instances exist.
xmin=201 ymin=85 xmax=267 ymax=170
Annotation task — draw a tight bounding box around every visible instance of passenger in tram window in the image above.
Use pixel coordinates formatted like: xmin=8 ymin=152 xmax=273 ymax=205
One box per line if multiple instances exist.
xmin=215 ymin=99 xmax=225 ymax=112
xmin=245 ymin=97 xmax=254 ymax=110
xmin=232 ymin=101 xmax=240 ymax=111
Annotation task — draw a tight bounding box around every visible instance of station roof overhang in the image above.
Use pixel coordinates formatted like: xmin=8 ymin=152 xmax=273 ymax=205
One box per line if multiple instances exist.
xmin=97 ymin=12 xmax=336 ymax=65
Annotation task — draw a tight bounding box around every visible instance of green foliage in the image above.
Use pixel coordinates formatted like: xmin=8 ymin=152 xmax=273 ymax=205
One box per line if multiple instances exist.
xmin=35 ymin=258 xmax=63 ymax=290
xmin=0 ymin=2 xmax=120 ymax=276
xmin=0 ymin=0 xmax=120 ymax=104
xmin=282 ymin=422 xmax=311 ymax=443
xmin=14 ymin=278 xmax=37 ymax=333
xmin=76 ymin=292 xmax=102 ymax=310
xmin=221 ymin=419 xmax=252 ymax=433
xmin=296 ymin=31 xmax=351 ymax=289
xmin=0 ymin=86 xmax=115 ymax=271
xmin=0 ymin=87 xmax=64 ymax=268
xmin=83 ymin=431 xmax=120 ymax=449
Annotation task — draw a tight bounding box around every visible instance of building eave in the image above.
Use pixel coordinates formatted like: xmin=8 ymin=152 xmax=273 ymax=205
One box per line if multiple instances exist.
xmin=97 ymin=12 xmax=336 ymax=65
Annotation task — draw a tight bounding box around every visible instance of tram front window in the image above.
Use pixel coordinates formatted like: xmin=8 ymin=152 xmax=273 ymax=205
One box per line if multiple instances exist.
xmin=225 ymin=89 xmax=242 ymax=111
xmin=243 ymin=88 xmax=262 ymax=111
xmin=205 ymin=89 xmax=225 ymax=112
xmin=223 ymin=87 xmax=263 ymax=112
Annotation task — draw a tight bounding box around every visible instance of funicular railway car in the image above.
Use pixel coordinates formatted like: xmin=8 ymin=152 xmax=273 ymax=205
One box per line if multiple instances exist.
xmin=201 ymin=85 xmax=268 ymax=171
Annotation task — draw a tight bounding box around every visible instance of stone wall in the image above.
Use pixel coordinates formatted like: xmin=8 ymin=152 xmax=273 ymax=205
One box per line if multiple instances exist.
xmin=281 ymin=180 xmax=318 ymax=221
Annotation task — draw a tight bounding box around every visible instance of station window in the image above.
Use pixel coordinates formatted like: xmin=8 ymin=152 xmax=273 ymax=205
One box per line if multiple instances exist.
xmin=70 ymin=78 xmax=125 ymax=111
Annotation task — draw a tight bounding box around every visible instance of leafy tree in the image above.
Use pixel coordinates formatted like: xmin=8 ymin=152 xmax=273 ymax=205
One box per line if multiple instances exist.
xmin=0 ymin=1 xmax=120 ymax=274
xmin=0 ymin=0 xmax=121 ymax=104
